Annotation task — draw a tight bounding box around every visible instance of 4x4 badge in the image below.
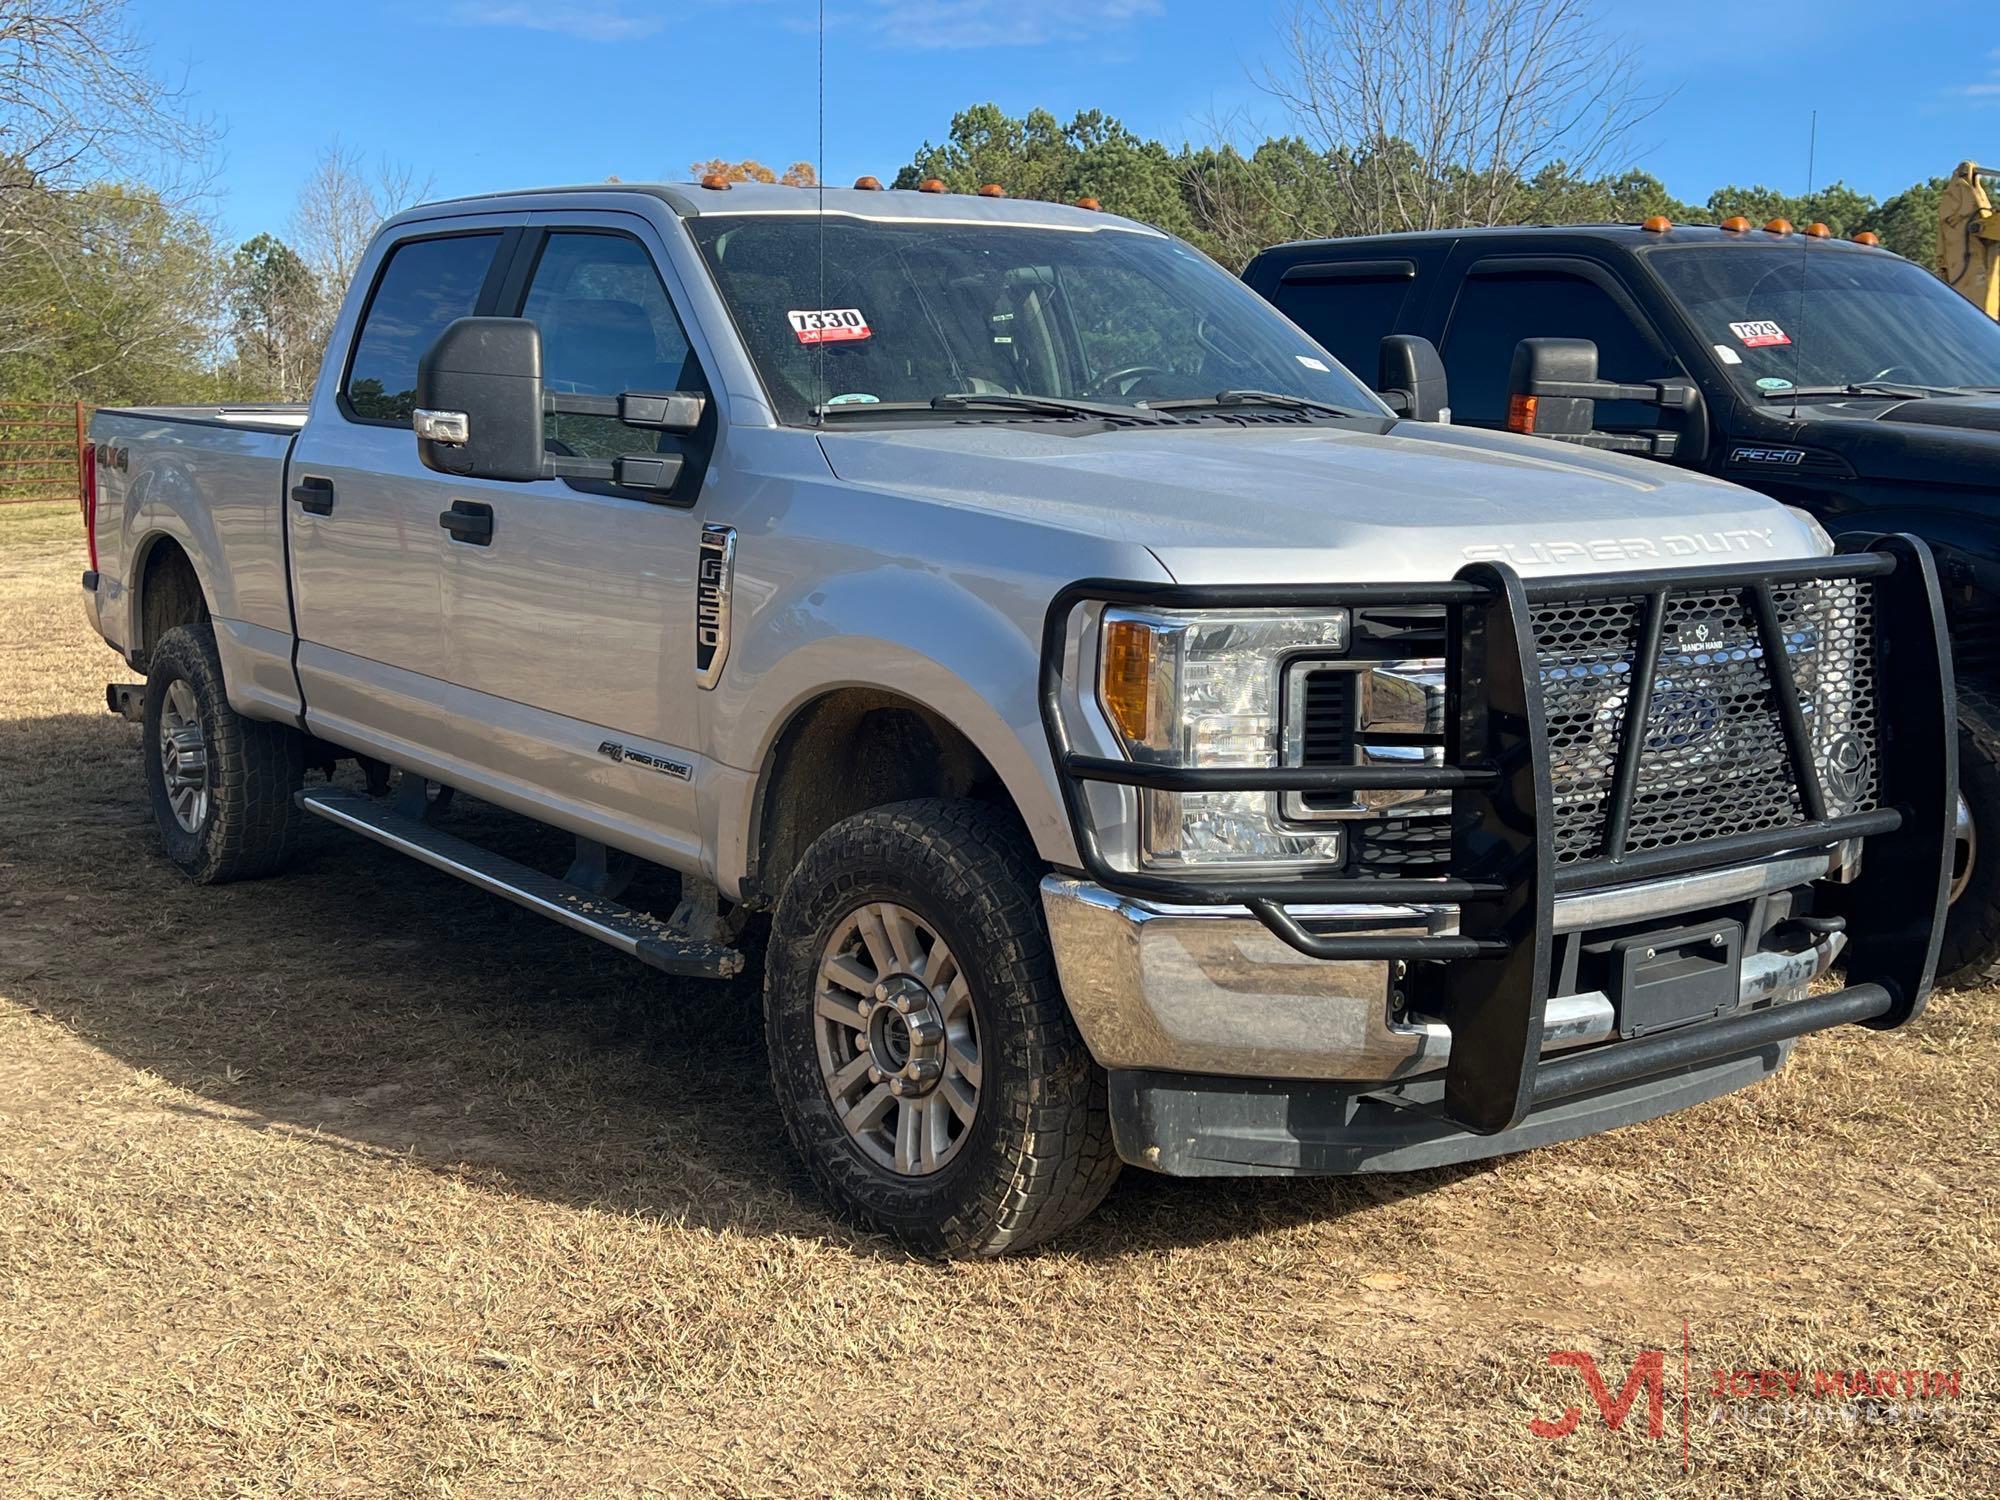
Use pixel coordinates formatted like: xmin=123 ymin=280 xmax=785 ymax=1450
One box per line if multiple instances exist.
xmin=696 ymin=524 xmax=736 ymax=689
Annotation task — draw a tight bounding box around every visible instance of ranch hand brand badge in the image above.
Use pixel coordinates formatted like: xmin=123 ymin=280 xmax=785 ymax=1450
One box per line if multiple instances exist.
xmin=1727 ymin=320 xmax=1791 ymax=348
xmin=788 ymin=308 xmax=872 ymax=345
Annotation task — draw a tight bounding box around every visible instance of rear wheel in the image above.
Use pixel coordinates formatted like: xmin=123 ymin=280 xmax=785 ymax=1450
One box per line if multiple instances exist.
xmin=764 ymin=799 xmax=1119 ymax=1257
xmin=142 ymin=623 xmax=305 ymax=884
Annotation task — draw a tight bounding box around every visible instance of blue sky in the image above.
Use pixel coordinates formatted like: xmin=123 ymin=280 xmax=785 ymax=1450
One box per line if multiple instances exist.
xmin=139 ymin=0 xmax=1995 ymax=247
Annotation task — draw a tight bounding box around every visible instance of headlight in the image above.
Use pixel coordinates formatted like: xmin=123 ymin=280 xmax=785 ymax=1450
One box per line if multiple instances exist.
xmin=1097 ymin=607 xmax=1351 ymax=869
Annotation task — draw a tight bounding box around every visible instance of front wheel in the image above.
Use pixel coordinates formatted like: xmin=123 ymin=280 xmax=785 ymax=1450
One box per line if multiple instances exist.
xmin=1937 ymin=689 xmax=2000 ymax=988
xmin=763 ymin=799 xmax=1119 ymax=1257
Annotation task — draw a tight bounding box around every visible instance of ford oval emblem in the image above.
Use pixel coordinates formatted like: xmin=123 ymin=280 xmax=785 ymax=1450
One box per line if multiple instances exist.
xmin=1642 ymin=689 xmax=1722 ymax=752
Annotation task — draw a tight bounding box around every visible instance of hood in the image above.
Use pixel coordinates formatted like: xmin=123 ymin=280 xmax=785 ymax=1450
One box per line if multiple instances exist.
xmin=1873 ymin=393 xmax=2000 ymax=434
xmin=816 ymin=419 xmax=1819 ymax=585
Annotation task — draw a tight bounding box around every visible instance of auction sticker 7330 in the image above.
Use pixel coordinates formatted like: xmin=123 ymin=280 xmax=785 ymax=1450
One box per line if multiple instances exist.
xmin=789 ymin=308 xmax=872 ymax=345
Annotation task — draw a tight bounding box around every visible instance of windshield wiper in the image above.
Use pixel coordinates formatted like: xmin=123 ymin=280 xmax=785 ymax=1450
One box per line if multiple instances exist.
xmin=1142 ymin=389 xmax=1372 ymax=419
xmin=814 ymin=393 xmax=1171 ymax=423
xmin=1756 ymin=382 xmax=1952 ymax=401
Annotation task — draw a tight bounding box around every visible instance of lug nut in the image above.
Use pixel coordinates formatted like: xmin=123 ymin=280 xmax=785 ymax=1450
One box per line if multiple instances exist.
xmin=867 ymin=1065 xmax=884 ymax=1084
xmin=889 ymin=1077 xmax=907 ymax=1096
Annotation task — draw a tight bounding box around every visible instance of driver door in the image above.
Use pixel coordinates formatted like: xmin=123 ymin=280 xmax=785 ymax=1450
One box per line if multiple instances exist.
xmin=437 ymin=216 xmax=714 ymax=863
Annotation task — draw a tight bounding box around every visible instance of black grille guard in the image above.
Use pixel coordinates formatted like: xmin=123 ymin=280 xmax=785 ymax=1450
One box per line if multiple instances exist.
xmin=1038 ymin=534 xmax=1956 ymax=1135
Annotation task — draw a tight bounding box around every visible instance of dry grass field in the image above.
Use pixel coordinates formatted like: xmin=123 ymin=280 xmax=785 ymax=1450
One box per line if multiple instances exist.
xmin=1 ymin=501 xmax=1995 ymax=1496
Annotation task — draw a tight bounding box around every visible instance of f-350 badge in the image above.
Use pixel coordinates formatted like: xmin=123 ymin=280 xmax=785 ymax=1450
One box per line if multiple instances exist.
xmin=696 ymin=524 xmax=736 ymax=689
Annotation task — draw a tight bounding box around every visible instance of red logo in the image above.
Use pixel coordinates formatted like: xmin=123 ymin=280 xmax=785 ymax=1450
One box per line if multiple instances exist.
xmin=1530 ymin=1349 xmax=1668 ymax=1440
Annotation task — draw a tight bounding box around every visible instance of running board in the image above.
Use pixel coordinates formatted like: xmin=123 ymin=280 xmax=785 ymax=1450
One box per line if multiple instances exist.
xmin=296 ymin=786 xmax=744 ymax=979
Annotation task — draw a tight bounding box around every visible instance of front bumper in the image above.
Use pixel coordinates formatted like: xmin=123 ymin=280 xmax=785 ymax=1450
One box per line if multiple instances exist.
xmin=1038 ymin=538 xmax=1956 ymax=1144
xmin=1041 ymin=852 xmax=1848 ymax=1083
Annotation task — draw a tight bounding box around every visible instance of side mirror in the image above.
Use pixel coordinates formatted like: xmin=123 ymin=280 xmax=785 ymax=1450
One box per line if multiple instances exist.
xmin=415 ymin=317 xmax=709 ymax=494
xmin=415 ymin=317 xmax=547 ymax=482
xmin=1506 ymin=337 xmax=1601 ymax=439
xmin=1505 ymin=337 xmax=1701 ymax=461
xmin=1377 ymin=335 xmax=1449 ymax=422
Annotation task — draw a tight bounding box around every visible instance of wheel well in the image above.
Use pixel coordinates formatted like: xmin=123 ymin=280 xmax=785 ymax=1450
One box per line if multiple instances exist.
xmin=134 ymin=536 xmax=209 ymax=670
xmin=750 ymin=689 xmax=1022 ymax=902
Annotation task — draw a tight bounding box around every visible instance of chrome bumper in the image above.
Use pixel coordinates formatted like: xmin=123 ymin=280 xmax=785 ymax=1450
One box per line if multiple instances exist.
xmin=1040 ymin=852 xmax=1846 ymax=1083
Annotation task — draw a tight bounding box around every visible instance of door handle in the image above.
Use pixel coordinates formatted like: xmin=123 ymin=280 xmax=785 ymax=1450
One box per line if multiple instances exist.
xmin=291 ymin=476 xmax=334 ymax=515
xmin=439 ymin=500 xmax=494 ymax=546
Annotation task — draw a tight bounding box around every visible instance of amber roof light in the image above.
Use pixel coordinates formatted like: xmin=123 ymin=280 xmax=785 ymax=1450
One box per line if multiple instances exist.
xmin=978 ymin=183 xmax=1006 ymax=197
xmin=853 ymin=175 xmax=883 ymax=191
xmin=1853 ymin=230 xmax=1882 ymax=246
xmin=699 ymin=174 xmax=732 ymax=191
xmin=1764 ymin=217 xmax=1794 ymax=235
xmin=1720 ymin=215 xmax=1751 ymax=232
xmin=917 ymin=178 xmax=946 ymax=194
xmin=1642 ymin=214 xmax=1672 ymax=232
xmin=1075 ymin=196 xmax=1102 ymax=211
xmin=1805 ymin=222 xmax=1831 ymax=237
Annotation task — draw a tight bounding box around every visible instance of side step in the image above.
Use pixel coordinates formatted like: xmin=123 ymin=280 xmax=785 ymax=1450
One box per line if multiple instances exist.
xmin=296 ymin=786 xmax=744 ymax=979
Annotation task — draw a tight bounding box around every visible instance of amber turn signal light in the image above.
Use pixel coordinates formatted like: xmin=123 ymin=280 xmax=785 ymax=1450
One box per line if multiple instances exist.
xmin=1506 ymin=393 xmax=1538 ymax=434
xmin=1100 ymin=620 xmax=1159 ymax=745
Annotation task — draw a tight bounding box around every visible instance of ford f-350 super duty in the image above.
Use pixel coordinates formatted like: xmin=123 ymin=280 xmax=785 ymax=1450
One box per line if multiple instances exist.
xmin=80 ymin=182 xmax=1955 ymax=1256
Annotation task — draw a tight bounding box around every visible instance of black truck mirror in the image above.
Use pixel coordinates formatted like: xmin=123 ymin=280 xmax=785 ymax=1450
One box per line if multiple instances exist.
xmin=1505 ymin=337 xmax=1701 ymax=461
xmin=415 ymin=318 xmax=705 ymax=496
xmin=414 ymin=317 xmax=548 ymax=482
xmin=1378 ymin=334 xmax=1450 ymax=422
xmin=1506 ymin=337 xmax=1601 ymax=438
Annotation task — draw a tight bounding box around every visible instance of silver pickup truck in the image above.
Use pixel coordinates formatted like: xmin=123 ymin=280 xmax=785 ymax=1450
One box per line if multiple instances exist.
xmin=80 ymin=182 xmax=1955 ymax=1257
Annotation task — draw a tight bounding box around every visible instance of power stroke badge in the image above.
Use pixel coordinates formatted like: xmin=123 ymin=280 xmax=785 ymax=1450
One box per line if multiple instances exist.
xmin=596 ymin=741 xmax=692 ymax=781
xmin=696 ymin=523 xmax=736 ymax=690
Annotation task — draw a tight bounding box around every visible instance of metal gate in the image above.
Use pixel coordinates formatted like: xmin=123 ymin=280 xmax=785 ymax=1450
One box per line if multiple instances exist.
xmin=0 ymin=402 xmax=87 ymax=506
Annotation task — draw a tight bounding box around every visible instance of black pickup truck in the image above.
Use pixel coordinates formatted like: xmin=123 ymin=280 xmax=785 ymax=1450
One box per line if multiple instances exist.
xmin=1245 ymin=221 xmax=2000 ymax=986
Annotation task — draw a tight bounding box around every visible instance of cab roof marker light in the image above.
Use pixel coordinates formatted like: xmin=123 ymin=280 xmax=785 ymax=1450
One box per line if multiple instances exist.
xmin=1805 ymin=222 xmax=1832 ymax=237
xmin=1721 ymin=215 xmax=1751 ymax=232
xmin=853 ymin=176 xmax=883 ymax=191
xmin=1642 ymin=214 xmax=1672 ymax=232
xmin=917 ymin=178 xmax=946 ymax=194
xmin=699 ymin=174 xmax=732 ymax=191
xmin=1076 ymin=196 xmax=1102 ymax=211
xmin=1764 ymin=217 xmax=1794 ymax=235
xmin=1853 ymin=230 xmax=1881 ymax=246
xmin=978 ymin=183 xmax=1006 ymax=198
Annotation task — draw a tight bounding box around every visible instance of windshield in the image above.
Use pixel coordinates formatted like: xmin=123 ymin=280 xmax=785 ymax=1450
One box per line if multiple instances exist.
xmin=1645 ymin=244 xmax=2000 ymax=395
xmin=686 ymin=214 xmax=1384 ymax=425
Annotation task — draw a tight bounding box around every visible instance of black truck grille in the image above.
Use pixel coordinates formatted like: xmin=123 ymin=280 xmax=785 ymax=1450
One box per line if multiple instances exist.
xmin=1533 ymin=577 xmax=1881 ymax=865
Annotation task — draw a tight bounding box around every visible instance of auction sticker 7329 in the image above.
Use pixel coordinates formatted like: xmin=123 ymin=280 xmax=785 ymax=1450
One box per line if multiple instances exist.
xmin=1728 ymin=320 xmax=1791 ymax=348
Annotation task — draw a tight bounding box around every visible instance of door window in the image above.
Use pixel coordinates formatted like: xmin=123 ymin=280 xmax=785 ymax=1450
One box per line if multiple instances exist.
xmin=343 ymin=233 xmax=503 ymax=422
xmin=1271 ymin=267 xmax=1414 ymax=377
xmin=1443 ymin=269 xmax=1665 ymax=429
xmin=520 ymin=232 xmax=702 ymax=462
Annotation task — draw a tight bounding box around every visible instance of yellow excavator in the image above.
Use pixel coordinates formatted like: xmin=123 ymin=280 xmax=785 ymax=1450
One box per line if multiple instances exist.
xmin=1939 ymin=160 xmax=2000 ymax=317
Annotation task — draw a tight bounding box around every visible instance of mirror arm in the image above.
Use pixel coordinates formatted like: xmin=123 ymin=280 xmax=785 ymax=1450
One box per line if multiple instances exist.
xmin=541 ymin=450 xmax=686 ymax=495
xmin=543 ymin=389 xmax=706 ymax=433
xmin=1526 ymin=377 xmax=1691 ymax=409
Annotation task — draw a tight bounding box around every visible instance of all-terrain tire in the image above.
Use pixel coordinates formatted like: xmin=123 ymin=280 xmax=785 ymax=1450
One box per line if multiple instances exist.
xmin=764 ymin=799 xmax=1119 ymax=1257
xmin=1937 ymin=682 xmax=2000 ymax=989
xmin=142 ymin=623 xmax=306 ymax=884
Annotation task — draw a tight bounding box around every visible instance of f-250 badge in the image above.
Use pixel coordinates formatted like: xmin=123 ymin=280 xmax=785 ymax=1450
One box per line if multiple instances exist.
xmin=696 ymin=524 xmax=736 ymax=689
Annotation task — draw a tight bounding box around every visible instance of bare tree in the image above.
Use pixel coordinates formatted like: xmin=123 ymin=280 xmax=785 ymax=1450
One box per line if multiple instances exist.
xmin=1264 ymin=0 xmax=1659 ymax=234
xmin=0 ymin=0 xmax=218 ymax=379
xmin=290 ymin=140 xmax=434 ymax=369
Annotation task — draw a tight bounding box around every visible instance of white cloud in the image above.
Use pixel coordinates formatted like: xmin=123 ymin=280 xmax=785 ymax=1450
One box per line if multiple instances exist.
xmin=865 ymin=0 xmax=1163 ymax=50
xmin=452 ymin=1 xmax=664 ymax=43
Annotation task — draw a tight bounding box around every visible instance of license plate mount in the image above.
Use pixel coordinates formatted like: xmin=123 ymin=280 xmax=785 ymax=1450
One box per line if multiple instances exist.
xmin=1602 ymin=919 xmax=1743 ymax=1039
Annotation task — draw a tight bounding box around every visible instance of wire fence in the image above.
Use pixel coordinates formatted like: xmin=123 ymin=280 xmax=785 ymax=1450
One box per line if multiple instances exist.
xmin=0 ymin=403 xmax=88 ymax=507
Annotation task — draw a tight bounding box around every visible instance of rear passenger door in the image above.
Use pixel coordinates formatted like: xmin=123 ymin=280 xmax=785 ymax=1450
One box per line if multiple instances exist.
xmin=436 ymin=216 xmax=716 ymax=864
xmin=1436 ymin=256 xmax=1678 ymax=432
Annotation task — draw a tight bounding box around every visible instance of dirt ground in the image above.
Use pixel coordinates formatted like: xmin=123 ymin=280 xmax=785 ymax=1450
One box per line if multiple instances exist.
xmin=0 ymin=504 xmax=1994 ymax=1497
